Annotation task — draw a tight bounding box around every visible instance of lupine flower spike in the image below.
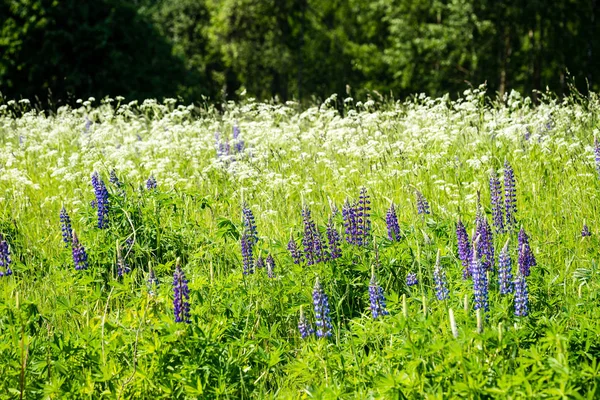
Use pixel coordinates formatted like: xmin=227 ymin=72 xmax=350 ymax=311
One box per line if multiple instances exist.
xmin=594 ymin=137 xmax=600 ymax=179
xmin=241 ymin=231 xmax=254 ymax=275
xmin=369 ymin=266 xmax=390 ymax=318
xmin=518 ymin=227 xmax=536 ymax=277
xmin=60 ymin=206 xmax=73 ymax=247
xmin=581 ymin=222 xmax=591 ymax=237
xmin=146 ymin=175 xmax=157 ymax=190
xmin=356 ymin=187 xmax=372 ymax=246
xmin=406 ymin=272 xmax=418 ymax=287
xmin=71 ymin=231 xmax=89 ymax=271
xmin=326 ymin=216 xmax=342 ymax=260
xmin=91 ymin=172 xmax=109 ymax=228
xmin=313 ymin=278 xmax=333 ymax=338
xmin=302 ymin=207 xmax=327 ymax=265
xmin=287 ymin=233 xmax=303 ymax=265
xmin=298 ymin=306 xmax=314 ymax=338
xmin=489 ymin=169 xmax=505 ymax=233
xmin=514 ymin=271 xmax=529 ymax=317
xmin=475 ymin=198 xmax=494 ymax=272
xmin=470 ymin=239 xmax=489 ymax=312
xmin=415 ymin=190 xmax=431 ymax=215
xmin=342 ymin=199 xmax=359 ymax=245
xmin=109 ymin=169 xmax=123 ymax=188
xmin=456 ymin=219 xmax=472 ymax=279
xmin=433 ymin=250 xmax=449 ymax=301
xmin=173 ymin=259 xmax=191 ymax=323
xmin=0 ymin=234 xmax=13 ymax=277
xmin=266 ymin=255 xmax=275 ymax=278
xmin=116 ymin=241 xmax=130 ymax=277
xmin=242 ymin=204 xmax=258 ymax=246
xmin=504 ymin=161 xmax=517 ymax=228
xmin=386 ymin=203 xmax=401 ymax=241
xmin=498 ymin=239 xmax=514 ymax=294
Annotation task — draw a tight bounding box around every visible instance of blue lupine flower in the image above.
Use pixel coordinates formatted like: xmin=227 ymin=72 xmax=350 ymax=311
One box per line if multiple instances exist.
xmin=498 ymin=240 xmax=514 ymax=294
xmin=173 ymin=263 xmax=191 ymax=323
xmin=302 ymin=207 xmax=327 ymax=265
xmin=0 ymin=234 xmax=12 ymax=277
xmin=266 ymin=255 xmax=275 ymax=278
xmin=287 ymin=236 xmax=303 ymax=264
xmin=433 ymin=251 xmax=449 ymax=301
xmin=356 ymin=187 xmax=371 ymax=246
xmin=313 ymin=278 xmax=333 ymax=338
xmin=489 ymin=170 xmax=505 ymax=232
xmin=255 ymin=256 xmax=265 ymax=269
xmin=471 ymin=242 xmax=489 ymax=312
xmin=416 ymin=190 xmax=431 ymax=215
xmin=117 ymin=246 xmax=131 ymax=277
xmin=241 ymin=231 xmax=254 ymax=275
xmin=504 ymin=161 xmax=517 ymax=228
xmin=298 ymin=306 xmax=314 ymax=338
xmin=475 ymin=204 xmax=494 ymax=272
xmin=71 ymin=232 xmax=89 ymax=271
xmin=91 ymin=172 xmax=109 ymax=229
xmin=514 ymin=272 xmax=529 ymax=317
xmin=242 ymin=204 xmax=258 ymax=246
xmin=581 ymin=223 xmax=591 ymax=237
xmin=109 ymin=169 xmax=123 ymax=187
xmin=342 ymin=199 xmax=359 ymax=245
xmin=386 ymin=203 xmax=401 ymax=242
xmin=233 ymin=125 xmax=244 ymax=153
xmin=326 ymin=216 xmax=342 ymax=260
xmin=406 ymin=272 xmax=418 ymax=287
xmin=60 ymin=207 xmax=73 ymax=247
xmin=146 ymin=175 xmax=157 ymax=190
xmin=456 ymin=219 xmax=472 ymax=279
xmin=518 ymin=228 xmax=536 ymax=277
xmin=369 ymin=269 xmax=389 ymax=318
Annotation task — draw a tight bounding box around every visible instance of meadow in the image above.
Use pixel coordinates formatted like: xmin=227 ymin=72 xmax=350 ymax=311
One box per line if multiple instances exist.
xmin=0 ymin=87 xmax=599 ymax=398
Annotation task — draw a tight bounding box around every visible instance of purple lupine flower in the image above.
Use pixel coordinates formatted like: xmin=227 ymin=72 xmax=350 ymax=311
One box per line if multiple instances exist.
xmin=91 ymin=172 xmax=109 ymax=229
xmin=313 ymin=278 xmax=333 ymax=338
xmin=287 ymin=236 xmax=303 ymax=264
xmin=146 ymin=175 xmax=157 ymax=190
xmin=266 ymin=255 xmax=275 ymax=278
xmin=433 ymin=251 xmax=449 ymax=301
xmin=582 ymin=223 xmax=592 ymax=237
xmin=71 ymin=232 xmax=89 ymax=271
xmin=356 ymin=187 xmax=371 ymax=246
xmin=241 ymin=232 xmax=254 ymax=275
xmin=109 ymin=169 xmax=123 ymax=188
xmin=386 ymin=203 xmax=401 ymax=241
xmin=326 ymin=217 xmax=342 ymax=260
xmin=514 ymin=272 xmax=529 ymax=317
xmin=255 ymin=256 xmax=265 ymax=269
xmin=298 ymin=306 xmax=314 ymax=338
xmin=242 ymin=204 xmax=258 ymax=246
xmin=470 ymin=242 xmax=489 ymax=312
xmin=594 ymin=137 xmax=600 ymax=178
xmin=369 ymin=269 xmax=389 ymax=318
xmin=342 ymin=199 xmax=359 ymax=245
xmin=518 ymin=228 xmax=536 ymax=277
xmin=302 ymin=207 xmax=326 ymax=265
xmin=504 ymin=161 xmax=517 ymax=228
xmin=475 ymin=206 xmax=494 ymax=272
xmin=406 ymin=272 xmax=418 ymax=287
xmin=117 ymin=249 xmax=130 ymax=277
xmin=456 ymin=219 xmax=472 ymax=279
xmin=233 ymin=125 xmax=244 ymax=153
xmin=173 ymin=263 xmax=191 ymax=323
xmin=415 ymin=190 xmax=431 ymax=215
xmin=489 ymin=170 xmax=505 ymax=233
xmin=498 ymin=240 xmax=514 ymax=294
xmin=0 ymin=234 xmax=12 ymax=277
xmin=60 ymin=207 xmax=73 ymax=247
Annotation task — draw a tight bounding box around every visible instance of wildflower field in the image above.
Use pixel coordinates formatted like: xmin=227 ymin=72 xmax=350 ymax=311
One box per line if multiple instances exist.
xmin=1 ymin=88 xmax=600 ymax=398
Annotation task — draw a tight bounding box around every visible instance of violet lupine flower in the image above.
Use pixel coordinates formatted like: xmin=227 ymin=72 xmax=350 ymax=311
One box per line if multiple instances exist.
xmin=91 ymin=172 xmax=109 ymax=229
xmin=415 ymin=190 xmax=431 ymax=215
xmin=356 ymin=187 xmax=372 ymax=246
xmin=233 ymin=125 xmax=244 ymax=153
xmin=470 ymin=242 xmax=489 ymax=312
xmin=594 ymin=137 xmax=600 ymax=178
xmin=71 ymin=232 xmax=89 ymax=271
xmin=342 ymin=199 xmax=359 ymax=245
xmin=475 ymin=208 xmax=494 ymax=272
xmin=504 ymin=161 xmax=517 ymax=228
xmin=498 ymin=240 xmax=514 ymax=294
xmin=117 ymin=251 xmax=130 ymax=277
xmin=313 ymin=278 xmax=333 ymax=338
xmin=0 ymin=235 xmax=12 ymax=277
xmin=60 ymin=207 xmax=73 ymax=247
xmin=302 ymin=207 xmax=327 ymax=265
xmin=266 ymin=255 xmax=275 ymax=278
xmin=456 ymin=219 xmax=472 ymax=279
xmin=255 ymin=256 xmax=265 ymax=269
xmin=146 ymin=175 xmax=157 ymax=190
xmin=326 ymin=217 xmax=342 ymax=260
xmin=433 ymin=251 xmax=449 ymax=301
xmin=369 ymin=269 xmax=389 ymax=318
xmin=242 ymin=204 xmax=258 ymax=246
xmin=581 ymin=223 xmax=592 ymax=237
xmin=514 ymin=272 xmax=529 ymax=317
xmin=298 ymin=306 xmax=314 ymax=338
xmin=241 ymin=232 xmax=254 ymax=275
xmin=489 ymin=170 xmax=505 ymax=233
xmin=518 ymin=228 xmax=536 ymax=277
xmin=109 ymin=169 xmax=123 ymax=187
xmin=386 ymin=203 xmax=401 ymax=242
xmin=173 ymin=263 xmax=191 ymax=323
xmin=406 ymin=272 xmax=418 ymax=287
xmin=287 ymin=236 xmax=303 ymax=264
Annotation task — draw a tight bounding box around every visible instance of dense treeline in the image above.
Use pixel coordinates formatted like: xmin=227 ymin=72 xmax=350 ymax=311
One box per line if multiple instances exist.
xmin=1 ymin=0 xmax=598 ymax=105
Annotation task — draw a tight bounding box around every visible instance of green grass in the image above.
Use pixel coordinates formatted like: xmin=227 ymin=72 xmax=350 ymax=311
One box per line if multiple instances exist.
xmin=0 ymin=89 xmax=600 ymax=398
